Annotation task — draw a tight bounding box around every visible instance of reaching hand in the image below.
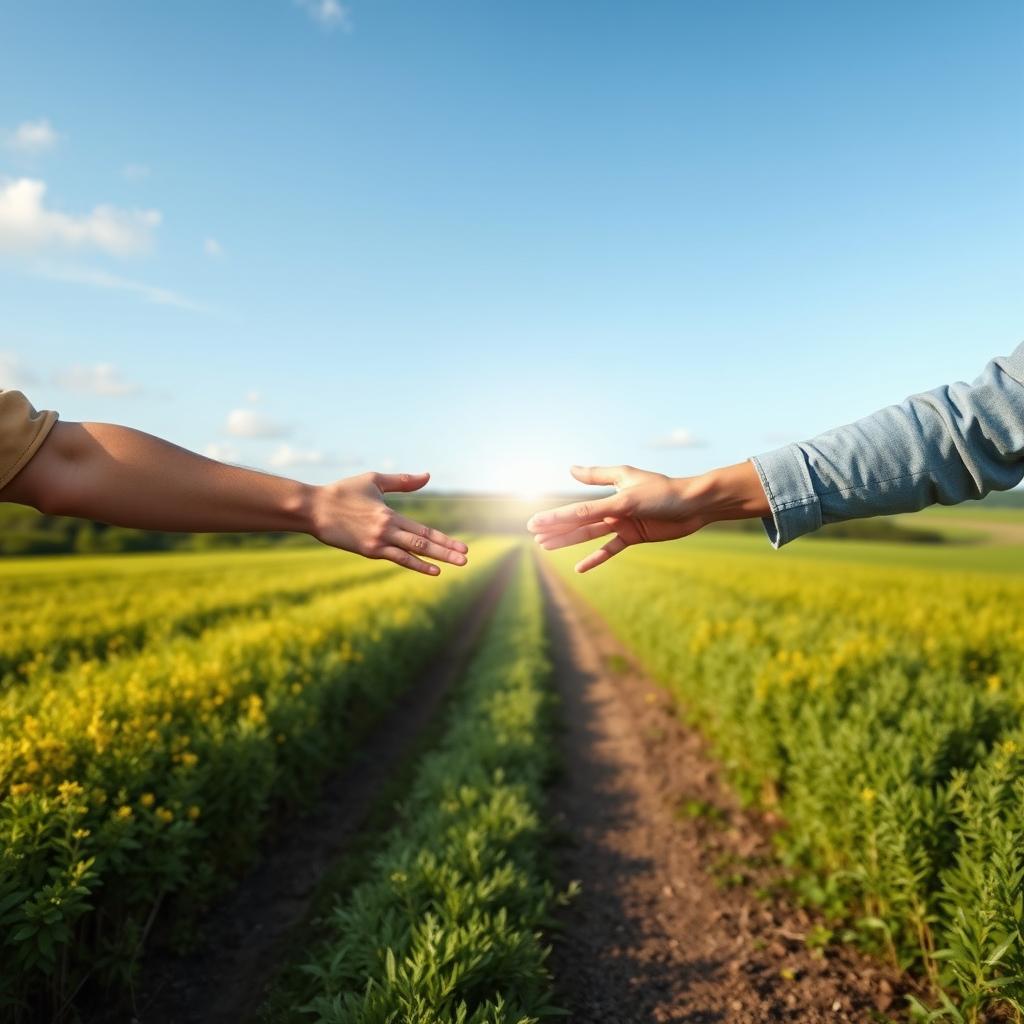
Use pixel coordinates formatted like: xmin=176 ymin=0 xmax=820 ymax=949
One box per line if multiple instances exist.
xmin=527 ymin=462 xmax=769 ymax=573
xmin=312 ymin=471 xmax=468 ymax=575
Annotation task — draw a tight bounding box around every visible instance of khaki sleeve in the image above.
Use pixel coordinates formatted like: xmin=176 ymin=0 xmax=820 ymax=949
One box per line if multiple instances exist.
xmin=0 ymin=390 xmax=59 ymax=490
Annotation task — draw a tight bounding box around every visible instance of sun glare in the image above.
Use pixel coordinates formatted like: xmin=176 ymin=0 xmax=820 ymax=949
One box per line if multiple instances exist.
xmin=488 ymin=457 xmax=560 ymax=503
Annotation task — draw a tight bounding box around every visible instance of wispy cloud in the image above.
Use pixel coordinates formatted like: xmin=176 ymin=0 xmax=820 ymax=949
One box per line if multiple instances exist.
xmin=0 ymin=351 xmax=39 ymax=390
xmin=7 ymin=119 xmax=59 ymax=155
xmin=204 ymin=441 xmax=241 ymax=463
xmin=122 ymin=163 xmax=151 ymax=183
xmin=268 ymin=443 xmax=331 ymax=469
xmin=33 ymin=262 xmax=207 ymax=313
xmin=226 ymin=408 xmax=291 ymax=439
xmin=650 ymin=427 xmax=707 ymax=449
xmin=0 ymin=178 xmax=160 ymax=256
xmin=203 ymin=237 xmax=224 ymax=258
xmin=295 ymin=0 xmax=352 ymax=31
xmin=54 ymin=362 xmax=141 ymax=397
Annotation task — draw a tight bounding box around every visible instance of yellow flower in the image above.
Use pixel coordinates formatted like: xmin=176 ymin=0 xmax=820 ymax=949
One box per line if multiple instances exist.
xmin=72 ymin=828 xmax=91 ymax=840
xmin=987 ymin=674 xmax=1002 ymax=693
xmin=9 ymin=782 xmax=32 ymax=798
xmin=115 ymin=805 xmax=134 ymax=821
xmin=155 ymin=807 xmax=174 ymax=825
xmin=140 ymin=792 xmax=156 ymax=808
xmin=57 ymin=780 xmax=85 ymax=804
xmin=187 ymin=805 xmax=201 ymax=821
xmin=860 ymin=787 xmax=877 ymax=805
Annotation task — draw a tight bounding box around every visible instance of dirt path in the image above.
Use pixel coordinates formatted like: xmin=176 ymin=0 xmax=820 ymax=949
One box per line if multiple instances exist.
xmin=539 ymin=559 xmax=909 ymax=1023
xmin=130 ymin=550 xmax=520 ymax=1024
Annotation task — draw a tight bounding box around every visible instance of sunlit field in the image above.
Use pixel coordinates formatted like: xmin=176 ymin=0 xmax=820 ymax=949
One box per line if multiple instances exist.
xmin=3 ymin=501 xmax=1024 ymax=1021
xmin=555 ymin=521 xmax=1024 ymax=1020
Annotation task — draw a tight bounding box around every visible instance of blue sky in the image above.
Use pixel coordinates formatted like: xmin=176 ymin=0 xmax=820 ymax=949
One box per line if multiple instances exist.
xmin=1 ymin=1 xmax=1021 ymax=494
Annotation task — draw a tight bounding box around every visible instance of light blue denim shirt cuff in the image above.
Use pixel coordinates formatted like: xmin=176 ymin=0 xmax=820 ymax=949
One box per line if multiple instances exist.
xmin=749 ymin=445 xmax=823 ymax=548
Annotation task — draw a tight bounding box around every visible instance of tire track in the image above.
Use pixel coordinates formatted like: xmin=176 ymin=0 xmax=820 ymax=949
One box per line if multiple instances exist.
xmin=128 ymin=549 xmax=521 ymax=1024
xmin=539 ymin=556 xmax=907 ymax=1023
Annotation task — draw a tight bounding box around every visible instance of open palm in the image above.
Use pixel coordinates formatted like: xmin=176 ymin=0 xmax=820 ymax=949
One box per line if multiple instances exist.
xmin=527 ymin=465 xmax=707 ymax=572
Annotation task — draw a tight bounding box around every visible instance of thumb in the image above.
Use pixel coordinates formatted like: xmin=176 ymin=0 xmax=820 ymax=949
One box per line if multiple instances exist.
xmin=571 ymin=465 xmax=620 ymax=487
xmin=374 ymin=471 xmax=430 ymax=494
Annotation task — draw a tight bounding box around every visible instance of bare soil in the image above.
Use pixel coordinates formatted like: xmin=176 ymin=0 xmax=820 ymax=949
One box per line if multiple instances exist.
xmin=127 ymin=551 xmax=520 ymax=1024
xmin=539 ymin=558 xmax=912 ymax=1024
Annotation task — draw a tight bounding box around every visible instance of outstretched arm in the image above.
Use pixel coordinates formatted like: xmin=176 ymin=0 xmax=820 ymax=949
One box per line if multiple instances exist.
xmin=0 ymin=420 xmax=468 ymax=575
xmin=749 ymin=343 xmax=1024 ymax=546
xmin=529 ymin=342 xmax=1024 ymax=570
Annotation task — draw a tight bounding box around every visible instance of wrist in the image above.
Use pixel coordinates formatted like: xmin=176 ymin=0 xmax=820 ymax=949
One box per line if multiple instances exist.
xmin=281 ymin=480 xmax=319 ymax=536
xmin=684 ymin=461 xmax=771 ymax=524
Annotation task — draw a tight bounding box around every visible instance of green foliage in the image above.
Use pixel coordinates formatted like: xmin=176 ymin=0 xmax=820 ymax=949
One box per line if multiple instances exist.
xmin=269 ymin=556 xmax=569 ymax=1024
xmin=554 ymin=543 xmax=1024 ymax=1019
xmin=0 ymin=543 xmax=512 ymax=1020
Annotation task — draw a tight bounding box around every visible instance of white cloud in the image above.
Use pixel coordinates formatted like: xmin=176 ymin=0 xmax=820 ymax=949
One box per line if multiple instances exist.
xmin=0 ymin=178 xmax=160 ymax=256
xmin=203 ymin=237 xmax=223 ymax=258
xmin=122 ymin=163 xmax=151 ymax=182
xmin=8 ymin=119 xmax=59 ymax=155
xmin=204 ymin=441 xmax=241 ymax=463
xmin=296 ymin=0 xmax=352 ymax=31
xmin=0 ymin=352 xmax=39 ymax=390
xmin=33 ymin=263 xmax=206 ymax=313
xmin=54 ymin=363 xmax=141 ymax=397
xmin=226 ymin=408 xmax=291 ymax=439
xmin=650 ymin=427 xmax=707 ymax=449
xmin=268 ymin=443 xmax=330 ymax=469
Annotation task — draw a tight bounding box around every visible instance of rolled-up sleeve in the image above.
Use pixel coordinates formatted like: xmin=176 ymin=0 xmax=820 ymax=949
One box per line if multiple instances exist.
xmin=751 ymin=343 xmax=1024 ymax=548
xmin=0 ymin=390 xmax=59 ymax=490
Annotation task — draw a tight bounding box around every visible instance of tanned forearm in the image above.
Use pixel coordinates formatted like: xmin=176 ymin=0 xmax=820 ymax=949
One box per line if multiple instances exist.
xmin=4 ymin=421 xmax=314 ymax=534
xmin=0 ymin=421 xmax=469 ymax=575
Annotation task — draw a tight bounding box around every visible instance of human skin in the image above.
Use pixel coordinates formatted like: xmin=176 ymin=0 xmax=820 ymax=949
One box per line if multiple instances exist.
xmin=0 ymin=421 xmax=468 ymax=575
xmin=527 ymin=461 xmax=770 ymax=573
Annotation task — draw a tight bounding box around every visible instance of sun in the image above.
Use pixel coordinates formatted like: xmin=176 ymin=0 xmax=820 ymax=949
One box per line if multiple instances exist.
xmin=490 ymin=457 xmax=558 ymax=502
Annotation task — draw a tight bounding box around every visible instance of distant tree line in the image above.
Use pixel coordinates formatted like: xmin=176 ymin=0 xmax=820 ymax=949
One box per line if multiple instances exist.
xmin=2 ymin=489 xmax=1022 ymax=556
xmin=0 ymin=504 xmax=312 ymax=557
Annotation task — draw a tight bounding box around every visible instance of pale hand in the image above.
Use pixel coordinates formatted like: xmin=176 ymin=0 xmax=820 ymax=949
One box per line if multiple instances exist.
xmin=527 ymin=462 xmax=770 ymax=573
xmin=312 ymin=471 xmax=468 ymax=576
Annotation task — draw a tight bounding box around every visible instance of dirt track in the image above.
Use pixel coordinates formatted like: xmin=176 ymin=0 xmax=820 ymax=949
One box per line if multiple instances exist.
xmin=129 ymin=551 xmax=520 ymax=1024
xmin=539 ymin=559 xmax=908 ymax=1023
xmin=110 ymin=548 xmax=912 ymax=1023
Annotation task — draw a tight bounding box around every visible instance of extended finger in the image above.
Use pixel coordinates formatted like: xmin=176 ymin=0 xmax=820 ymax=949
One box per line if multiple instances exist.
xmin=374 ymin=472 xmax=430 ymax=494
xmin=575 ymin=535 xmax=628 ymax=574
xmin=393 ymin=515 xmax=469 ymax=554
xmin=378 ymin=545 xmax=440 ymax=575
xmin=535 ymin=521 xmax=614 ymax=550
xmin=570 ymin=464 xmax=624 ymax=487
xmin=392 ymin=529 xmax=468 ymax=566
xmin=527 ymin=493 xmax=627 ymax=532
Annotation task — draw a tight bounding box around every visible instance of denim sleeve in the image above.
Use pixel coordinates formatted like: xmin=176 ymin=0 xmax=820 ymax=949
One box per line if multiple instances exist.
xmin=749 ymin=343 xmax=1024 ymax=548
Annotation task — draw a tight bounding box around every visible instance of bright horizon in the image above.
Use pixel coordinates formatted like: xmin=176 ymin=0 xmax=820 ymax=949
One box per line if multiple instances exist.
xmin=1 ymin=1 xmax=1022 ymax=495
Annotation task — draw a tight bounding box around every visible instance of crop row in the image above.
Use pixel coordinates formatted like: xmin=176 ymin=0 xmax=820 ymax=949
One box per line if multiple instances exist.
xmin=265 ymin=553 xmax=567 ymax=1024
xmin=0 ymin=540 xmax=512 ymax=1021
xmin=555 ymin=542 xmax=1024 ymax=1021
xmin=0 ymin=549 xmax=398 ymax=686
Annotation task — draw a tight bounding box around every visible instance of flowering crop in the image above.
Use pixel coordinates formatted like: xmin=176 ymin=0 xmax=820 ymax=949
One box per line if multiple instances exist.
xmin=554 ymin=538 xmax=1024 ymax=1021
xmin=0 ymin=541 xmax=512 ymax=1020
xmin=277 ymin=553 xmax=568 ymax=1024
xmin=0 ymin=548 xmax=397 ymax=688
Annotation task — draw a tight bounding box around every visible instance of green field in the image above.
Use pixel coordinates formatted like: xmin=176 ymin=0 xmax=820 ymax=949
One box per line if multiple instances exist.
xmin=4 ymin=510 xmax=1024 ymax=1022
